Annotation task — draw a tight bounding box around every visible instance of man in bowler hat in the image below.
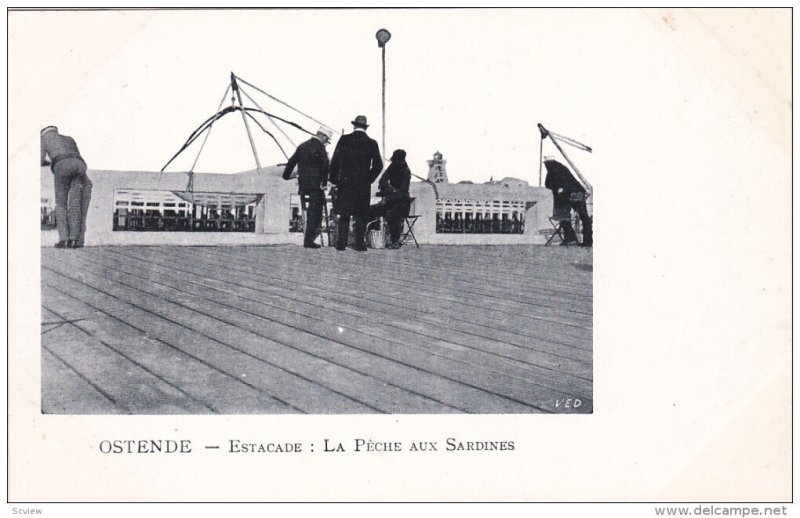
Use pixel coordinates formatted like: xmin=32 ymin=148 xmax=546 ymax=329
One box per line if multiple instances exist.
xmin=283 ymin=126 xmax=332 ymax=248
xmin=329 ymin=115 xmax=383 ymax=251
xmin=41 ymin=126 xmax=92 ymax=248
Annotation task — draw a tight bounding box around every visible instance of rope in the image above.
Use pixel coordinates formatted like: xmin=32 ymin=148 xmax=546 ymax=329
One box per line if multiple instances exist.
xmin=190 ymin=84 xmax=231 ymax=173
xmin=550 ymin=130 xmax=593 ymax=153
xmin=239 ymin=84 xmax=297 ymax=147
xmin=161 ymin=74 xmax=330 ymax=181
xmin=239 ymin=107 xmax=314 ymax=136
xmin=243 ymin=111 xmax=289 ymax=160
xmin=160 ymin=117 xmax=216 ymax=174
xmin=160 ymin=107 xmax=239 ymax=173
xmin=235 ymin=74 xmax=341 ymax=135
xmin=185 ymin=107 xmax=236 ymax=144
xmin=161 ymin=105 xmax=311 ymax=175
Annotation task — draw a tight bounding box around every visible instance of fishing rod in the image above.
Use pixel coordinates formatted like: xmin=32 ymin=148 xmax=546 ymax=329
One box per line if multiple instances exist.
xmin=410 ymin=172 xmax=440 ymax=200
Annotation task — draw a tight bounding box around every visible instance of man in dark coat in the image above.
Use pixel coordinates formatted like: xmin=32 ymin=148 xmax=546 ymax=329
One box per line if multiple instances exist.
xmin=283 ymin=127 xmax=332 ymax=248
xmin=544 ymin=156 xmax=593 ymax=247
xmin=377 ymin=149 xmax=412 ymax=248
xmin=329 ymin=115 xmax=383 ymax=251
xmin=41 ymin=126 xmax=91 ymax=248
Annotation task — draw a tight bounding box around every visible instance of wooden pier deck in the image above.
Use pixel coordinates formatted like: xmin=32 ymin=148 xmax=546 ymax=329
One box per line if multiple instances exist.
xmin=40 ymin=244 xmax=593 ymax=414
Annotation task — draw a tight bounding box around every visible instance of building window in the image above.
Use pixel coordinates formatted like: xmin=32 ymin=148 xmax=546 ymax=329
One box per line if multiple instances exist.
xmin=112 ymin=189 xmax=260 ymax=232
xmin=435 ymin=198 xmax=525 ymax=234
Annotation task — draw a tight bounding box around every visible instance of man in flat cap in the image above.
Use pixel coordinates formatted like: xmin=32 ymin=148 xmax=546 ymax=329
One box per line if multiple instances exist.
xmin=329 ymin=115 xmax=383 ymax=251
xmin=283 ymin=126 xmax=332 ymax=248
xmin=41 ymin=126 xmax=92 ymax=248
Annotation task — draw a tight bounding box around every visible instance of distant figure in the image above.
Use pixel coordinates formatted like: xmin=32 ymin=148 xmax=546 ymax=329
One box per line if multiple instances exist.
xmin=377 ymin=149 xmax=412 ymax=249
xmin=329 ymin=115 xmax=383 ymax=251
xmin=544 ymin=156 xmax=592 ymax=247
xmin=40 ymin=126 xmax=91 ymax=248
xmin=283 ymin=126 xmax=332 ymax=248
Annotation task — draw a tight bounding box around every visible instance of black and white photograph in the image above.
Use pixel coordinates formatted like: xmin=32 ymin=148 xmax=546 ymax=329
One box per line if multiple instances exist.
xmin=8 ymin=7 xmax=791 ymax=507
xmin=35 ymin=10 xmax=594 ymax=416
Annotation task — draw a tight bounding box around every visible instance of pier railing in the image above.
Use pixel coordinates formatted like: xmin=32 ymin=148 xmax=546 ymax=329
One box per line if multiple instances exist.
xmin=41 ymin=166 xmax=554 ymax=246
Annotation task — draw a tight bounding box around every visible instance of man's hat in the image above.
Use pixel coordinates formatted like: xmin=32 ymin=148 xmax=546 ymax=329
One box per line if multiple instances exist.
xmin=41 ymin=125 xmax=58 ymax=136
xmin=543 ymin=154 xmax=556 ymax=162
xmin=316 ymin=127 xmax=333 ymax=140
xmin=351 ymin=115 xmax=369 ymax=128
xmin=390 ymin=149 xmax=406 ymax=161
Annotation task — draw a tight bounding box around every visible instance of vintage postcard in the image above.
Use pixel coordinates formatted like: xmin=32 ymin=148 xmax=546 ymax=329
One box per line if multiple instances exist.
xmin=7 ymin=7 xmax=791 ymax=505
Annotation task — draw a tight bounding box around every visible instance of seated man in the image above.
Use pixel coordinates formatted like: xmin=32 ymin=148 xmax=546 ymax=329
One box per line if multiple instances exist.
xmin=376 ymin=149 xmax=412 ymax=249
xmin=544 ymin=156 xmax=593 ymax=247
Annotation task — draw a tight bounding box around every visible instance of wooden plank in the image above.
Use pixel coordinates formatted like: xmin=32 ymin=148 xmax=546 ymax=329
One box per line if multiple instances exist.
xmin=41 ymin=306 xmax=65 ymax=336
xmin=331 ymin=246 xmax=594 ymax=310
xmin=93 ymin=248 xmax=593 ymax=394
xmin=42 ymin=244 xmax=593 ymax=414
xmin=42 ymin=285 xmax=290 ymax=414
xmin=42 ymin=310 xmax=213 ymax=414
xmin=72 ymin=261 xmax=463 ymax=414
xmin=132 ymin=245 xmax=591 ymax=328
xmin=103 ymin=246 xmax=593 ymax=391
xmin=177 ymin=247 xmax=593 ymax=355
xmin=264 ymin=251 xmax=593 ymax=345
xmin=41 ymin=307 xmax=60 ymax=322
xmin=47 ymin=258 xmax=526 ymax=413
xmin=410 ymin=244 xmax=593 ymax=282
xmin=247 ymin=246 xmax=593 ymax=327
xmin=98 ymin=246 xmax=592 ymax=364
xmin=213 ymin=245 xmax=593 ymax=328
xmin=62 ymin=253 xmax=587 ymax=413
xmin=42 ymin=270 xmax=375 ymax=414
xmin=42 ymin=347 xmax=123 ymax=414
xmin=313 ymin=244 xmax=593 ymax=295
xmin=128 ymin=246 xmax=592 ymax=347
xmin=43 ymin=267 xmax=464 ymax=414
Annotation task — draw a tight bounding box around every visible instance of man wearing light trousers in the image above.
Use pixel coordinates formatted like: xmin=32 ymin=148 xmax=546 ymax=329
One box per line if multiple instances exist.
xmin=41 ymin=126 xmax=91 ymax=248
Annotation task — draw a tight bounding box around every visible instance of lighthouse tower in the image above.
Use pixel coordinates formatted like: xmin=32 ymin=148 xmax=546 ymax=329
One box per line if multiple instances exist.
xmin=427 ymin=151 xmax=449 ymax=184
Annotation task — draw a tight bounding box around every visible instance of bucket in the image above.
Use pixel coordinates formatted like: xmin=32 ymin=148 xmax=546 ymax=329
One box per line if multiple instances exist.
xmin=368 ymin=229 xmax=386 ymax=249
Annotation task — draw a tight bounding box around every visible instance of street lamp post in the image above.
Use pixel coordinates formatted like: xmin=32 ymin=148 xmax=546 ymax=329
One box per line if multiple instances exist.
xmin=376 ymin=28 xmax=391 ymax=158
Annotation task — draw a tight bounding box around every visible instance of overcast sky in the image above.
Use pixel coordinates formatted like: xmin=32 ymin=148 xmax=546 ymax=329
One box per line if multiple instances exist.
xmin=11 ymin=8 xmax=790 ymax=191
